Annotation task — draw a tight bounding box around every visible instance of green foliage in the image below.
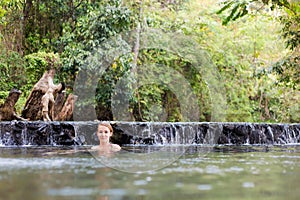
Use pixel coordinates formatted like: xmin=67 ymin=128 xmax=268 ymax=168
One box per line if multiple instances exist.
xmin=0 ymin=49 xmax=25 ymax=91
xmin=0 ymin=0 xmax=23 ymax=56
xmin=94 ymin=44 xmax=213 ymax=121
xmin=0 ymin=47 xmax=26 ymax=114
xmin=95 ymin=53 xmax=134 ymax=120
xmin=59 ymin=0 xmax=132 ymax=86
xmin=133 ymin=49 xmax=212 ymax=122
xmin=0 ymin=91 xmax=9 ymax=105
xmin=281 ymin=13 xmax=300 ymax=50
xmin=22 ymin=0 xmax=87 ymax=54
xmin=0 ymin=0 xmax=9 ymax=20
xmin=217 ymin=0 xmax=292 ymax=25
xmin=23 ymin=52 xmax=60 ymax=96
xmin=216 ymin=0 xmax=249 ymax=25
xmin=217 ymin=0 xmax=300 ymax=50
xmin=0 ymin=0 xmax=298 ymax=122
xmin=257 ymin=54 xmax=300 ymax=89
xmin=216 ymin=0 xmax=299 ymax=122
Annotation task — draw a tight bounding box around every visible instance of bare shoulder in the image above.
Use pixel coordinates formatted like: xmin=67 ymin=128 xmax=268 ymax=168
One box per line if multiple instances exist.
xmin=111 ymin=144 xmax=121 ymax=151
xmin=91 ymin=144 xmax=120 ymax=152
xmin=91 ymin=145 xmax=100 ymax=150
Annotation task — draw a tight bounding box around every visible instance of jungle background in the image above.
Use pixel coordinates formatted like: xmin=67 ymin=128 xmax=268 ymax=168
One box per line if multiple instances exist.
xmin=0 ymin=0 xmax=299 ymax=122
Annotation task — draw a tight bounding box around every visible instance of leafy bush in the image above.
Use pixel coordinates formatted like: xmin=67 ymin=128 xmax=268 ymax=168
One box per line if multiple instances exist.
xmin=0 ymin=49 xmax=25 ymax=92
xmin=22 ymin=52 xmax=60 ymax=96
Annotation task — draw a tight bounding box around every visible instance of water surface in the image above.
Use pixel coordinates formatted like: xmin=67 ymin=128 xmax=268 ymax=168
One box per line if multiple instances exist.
xmin=0 ymin=145 xmax=299 ymax=200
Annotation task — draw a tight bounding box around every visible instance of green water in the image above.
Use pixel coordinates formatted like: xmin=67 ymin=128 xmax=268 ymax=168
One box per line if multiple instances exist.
xmin=0 ymin=145 xmax=299 ymax=200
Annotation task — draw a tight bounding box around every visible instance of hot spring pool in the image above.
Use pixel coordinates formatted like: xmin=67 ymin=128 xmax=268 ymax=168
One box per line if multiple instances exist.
xmin=0 ymin=145 xmax=299 ymax=200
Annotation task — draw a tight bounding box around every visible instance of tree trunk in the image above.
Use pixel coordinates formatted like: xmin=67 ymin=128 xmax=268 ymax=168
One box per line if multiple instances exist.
xmin=0 ymin=89 xmax=25 ymax=121
xmin=22 ymin=0 xmax=33 ymax=54
xmin=51 ymin=91 xmax=66 ymax=120
xmin=54 ymin=94 xmax=78 ymax=121
xmin=16 ymin=68 xmax=80 ymax=121
xmin=21 ymin=69 xmax=62 ymax=120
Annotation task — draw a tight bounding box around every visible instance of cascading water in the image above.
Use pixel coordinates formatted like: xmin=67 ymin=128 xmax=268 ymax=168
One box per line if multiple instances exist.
xmin=0 ymin=121 xmax=299 ymax=146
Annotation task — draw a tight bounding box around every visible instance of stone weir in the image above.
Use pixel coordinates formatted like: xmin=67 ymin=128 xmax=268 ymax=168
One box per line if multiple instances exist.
xmin=0 ymin=121 xmax=299 ymax=146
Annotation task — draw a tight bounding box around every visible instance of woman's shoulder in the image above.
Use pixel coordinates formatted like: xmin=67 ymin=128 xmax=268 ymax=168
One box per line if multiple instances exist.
xmin=91 ymin=145 xmax=100 ymax=150
xmin=110 ymin=143 xmax=121 ymax=151
xmin=91 ymin=144 xmax=121 ymax=152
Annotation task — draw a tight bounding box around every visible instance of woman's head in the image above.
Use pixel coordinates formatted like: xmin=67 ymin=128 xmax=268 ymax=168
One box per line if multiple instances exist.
xmin=97 ymin=122 xmax=113 ymax=134
xmin=96 ymin=122 xmax=114 ymax=144
xmin=93 ymin=122 xmax=121 ymax=151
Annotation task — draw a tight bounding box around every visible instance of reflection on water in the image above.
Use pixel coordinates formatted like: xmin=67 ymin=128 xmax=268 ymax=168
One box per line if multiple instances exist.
xmin=0 ymin=145 xmax=300 ymax=200
xmin=90 ymin=145 xmax=196 ymax=173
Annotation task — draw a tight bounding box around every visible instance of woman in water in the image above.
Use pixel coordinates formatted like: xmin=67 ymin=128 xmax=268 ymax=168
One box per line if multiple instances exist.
xmin=92 ymin=122 xmax=121 ymax=152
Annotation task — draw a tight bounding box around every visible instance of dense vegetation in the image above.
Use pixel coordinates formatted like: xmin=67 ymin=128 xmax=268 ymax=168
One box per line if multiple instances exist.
xmin=0 ymin=0 xmax=299 ymax=122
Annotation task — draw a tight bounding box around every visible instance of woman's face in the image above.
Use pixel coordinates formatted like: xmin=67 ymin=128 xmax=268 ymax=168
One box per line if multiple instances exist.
xmin=97 ymin=125 xmax=112 ymax=143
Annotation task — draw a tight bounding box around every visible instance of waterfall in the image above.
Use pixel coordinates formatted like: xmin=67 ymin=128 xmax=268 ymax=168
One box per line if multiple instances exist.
xmin=0 ymin=121 xmax=299 ymax=146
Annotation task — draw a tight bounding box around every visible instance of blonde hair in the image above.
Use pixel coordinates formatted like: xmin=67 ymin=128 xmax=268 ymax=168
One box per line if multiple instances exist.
xmin=98 ymin=122 xmax=113 ymax=134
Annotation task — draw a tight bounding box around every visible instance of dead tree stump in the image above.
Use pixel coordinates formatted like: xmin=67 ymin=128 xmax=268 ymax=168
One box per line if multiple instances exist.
xmin=52 ymin=91 xmax=66 ymax=120
xmin=0 ymin=89 xmax=25 ymax=121
xmin=21 ymin=69 xmax=63 ymax=121
xmin=54 ymin=94 xmax=78 ymax=121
